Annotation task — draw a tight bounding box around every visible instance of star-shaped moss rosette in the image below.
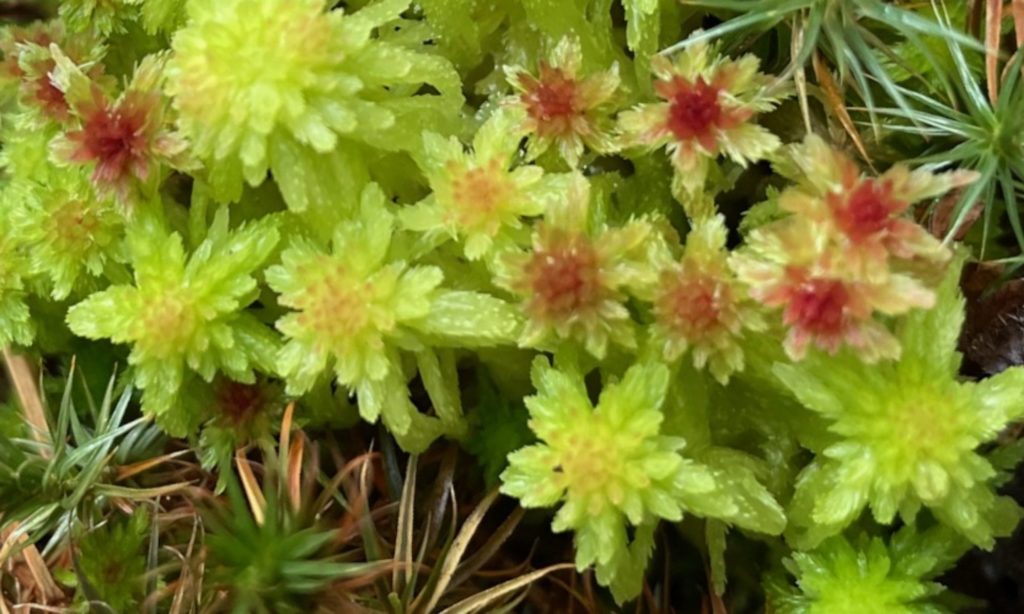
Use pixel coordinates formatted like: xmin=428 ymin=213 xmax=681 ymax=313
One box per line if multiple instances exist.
xmin=499 ymin=358 xmax=706 ymax=602
xmin=501 ymin=356 xmax=784 ymax=602
xmin=401 ymin=108 xmax=566 ymax=261
xmin=48 ymin=46 xmax=189 ymax=203
xmin=267 ymin=183 xmax=521 ymax=452
xmin=731 ymin=216 xmax=935 ymax=362
xmin=504 ymin=36 xmax=620 ymax=167
xmin=0 ymin=23 xmax=104 ymax=123
xmin=66 ymin=210 xmax=281 ymax=435
xmin=767 ymin=527 xmax=966 ymax=614
xmin=777 ymin=135 xmax=975 ymax=281
xmin=166 ymin=0 xmax=461 ymax=210
xmin=648 ymin=214 xmax=765 ymax=383
xmin=495 ymin=173 xmax=653 ymax=359
xmin=774 ymin=256 xmax=1024 ymax=549
xmin=9 ymin=167 xmax=125 ymax=300
xmin=618 ymin=39 xmax=783 ymax=200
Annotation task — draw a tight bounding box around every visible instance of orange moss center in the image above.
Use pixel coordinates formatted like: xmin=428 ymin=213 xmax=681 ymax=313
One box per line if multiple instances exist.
xmin=51 ymin=199 xmax=101 ymax=248
xmin=522 ymin=65 xmax=581 ymax=137
xmin=656 ymin=270 xmax=731 ymax=341
xmin=449 ymin=160 xmax=512 ymax=232
xmin=294 ymin=259 xmax=371 ymax=342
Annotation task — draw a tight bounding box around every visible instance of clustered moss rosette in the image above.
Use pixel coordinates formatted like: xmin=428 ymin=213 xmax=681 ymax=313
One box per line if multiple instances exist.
xmin=2 ymin=0 xmax=1024 ymax=609
xmin=776 ymin=254 xmax=1024 ymax=549
xmin=495 ymin=173 xmax=655 ymax=359
xmin=8 ymin=167 xmax=124 ymax=299
xmin=732 ymin=135 xmax=972 ymax=362
xmin=267 ymin=183 xmax=521 ymax=451
xmin=401 ymin=108 xmax=564 ymax=261
xmin=648 ymin=213 xmax=765 ymax=383
xmin=166 ymin=0 xmax=461 ymax=209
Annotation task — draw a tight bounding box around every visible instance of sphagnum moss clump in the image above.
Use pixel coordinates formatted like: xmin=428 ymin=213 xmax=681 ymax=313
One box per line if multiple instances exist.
xmin=2 ymin=1 xmax=1024 ymax=611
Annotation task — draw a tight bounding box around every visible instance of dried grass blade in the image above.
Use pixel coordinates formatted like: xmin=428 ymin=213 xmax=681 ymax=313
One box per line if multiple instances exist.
xmin=287 ymin=434 xmax=305 ymax=514
xmin=812 ymin=51 xmax=874 ymax=169
xmin=234 ymin=449 xmax=265 ymax=526
xmin=394 ymin=455 xmax=417 ymax=592
xmin=420 ymin=489 xmax=500 ymax=614
xmin=987 ymin=0 xmax=1003 ymax=102
xmin=279 ymin=402 xmax=295 ymax=463
xmin=439 ymin=563 xmax=575 ymax=614
xmin=116 ymin=450 xmax=191 ymax=481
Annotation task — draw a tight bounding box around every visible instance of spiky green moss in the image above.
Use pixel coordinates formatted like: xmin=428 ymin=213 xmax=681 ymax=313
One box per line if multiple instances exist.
xmin=401 ymin=108 xmax=563 ymax=261
xmin=9 ymin=169 xmax=124 ymax=299
xmin=501 ymin=356 xmax=785 ymax=602
xmin=66 ymin=210 xmax=280 ymax=434
xmin=2 ymin=1 xmax=1024 ymax=610
xmin=267 ymin=183 xmax=519 ymax=451
xmin=768 ymin=527 xmax=966 ymax=614
xmin=777 ymin=257 xmax=1024 ymax=548
xmin=166 ymin=0 xmax=461 ymax=209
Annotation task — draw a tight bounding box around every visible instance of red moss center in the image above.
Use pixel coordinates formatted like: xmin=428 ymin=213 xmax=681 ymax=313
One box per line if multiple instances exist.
xmin=833 ymin=178 xmax=903 ymax=241
xmin=525 ymin=233 xmax=601 ymax=318
xmin=665 ymin=77 xmax=723 ymax=144
xmin=783 ymin=277 xmax=849 ymax=336
xmin=68 ymin=92 xmax=155 ymax=187
xmin=30 ymin=59 xmax=70 ymax=120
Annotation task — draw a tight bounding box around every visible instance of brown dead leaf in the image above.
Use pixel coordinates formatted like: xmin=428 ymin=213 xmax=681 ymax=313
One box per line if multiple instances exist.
xmin=926 ymin=187 xmax=983 ymax=241
xmin=961 ymin=275 xmax=1024 ymax=375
